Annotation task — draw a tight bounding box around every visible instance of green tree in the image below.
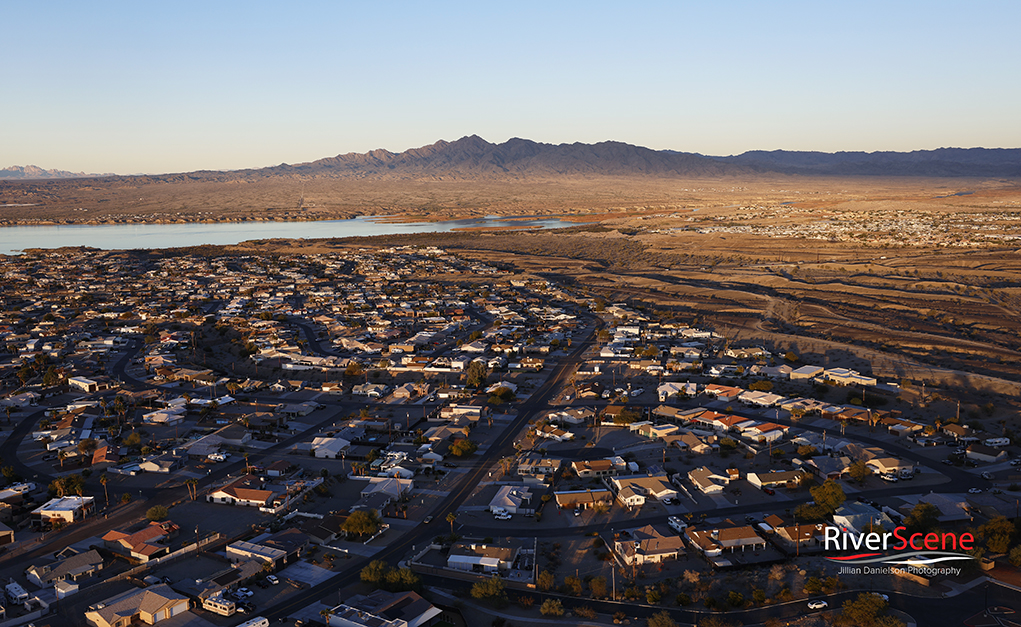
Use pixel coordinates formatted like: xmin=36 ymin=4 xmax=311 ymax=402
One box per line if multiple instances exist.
xmin=539 ymin=599 xmax=564 ymax=617
xmin=146 ymin=505 xmax=169 ymax=521
xmin=848 ymin=459 xmax=872 ymax=483
xmin=1008 ymin=545 xmax=1021 ymax=567
xmin=797 ymin=445 xmax=819 ymax=458
xmin=360 ymin=560 xmax=389 ymax=586
xmin=465 ymin=361 xmax=489 ymax=389
xmin=810 ymin=479 xmax=846 ymax=515
xmin=589 ymin=575 xmax=608 ymax=599
xmin=43 ymin=366 xmax=62 ymax=386
xmin=383 ymin=567 xmax=421 ymax=592
xmin=536 ymin=570 xmax=555 ymax=592
xmin=563 ymin=575 xmax=583 ymax=596
xmin=470 ymin=576 xmax=507 ymax=607
xmin=835 ymin=592 xmax=903 ymax=627
xmin=903 ymin=502 xmax=940 ymax=535
xmin=980 ymin=516 xmax=1015 ymax=554
xmin=449 ymin=439 xmax=479 ymax=458
xmin=342 ymin=509 xmax=382 ymax=536
xmin=647 ymin=610 xmax=678 ymax=627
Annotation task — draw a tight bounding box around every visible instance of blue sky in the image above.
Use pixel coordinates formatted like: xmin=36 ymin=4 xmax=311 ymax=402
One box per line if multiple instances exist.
xmin=3 ymin=1 xmax=1019 ymax=174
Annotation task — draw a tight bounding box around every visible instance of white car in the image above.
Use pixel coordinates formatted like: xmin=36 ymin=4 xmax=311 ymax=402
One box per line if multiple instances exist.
xmin=807 ymin=600 xmax=828 ymax=610
xmin=630 ymin=388 xmax=644 ymax=397
xmin=495 ymin=514 xmax=512 ymax=520
xmin=871 ymin=593 xmax=889 ymax=601
xmin=266 ymin=575 xmax=279 ymax=585
xmin=969 ymin=487 xmax=984 ymax=494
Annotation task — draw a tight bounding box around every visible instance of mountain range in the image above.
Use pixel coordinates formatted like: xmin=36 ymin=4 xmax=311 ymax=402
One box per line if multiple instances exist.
xmin=5 ymin=137 xmax=1021 ymax=182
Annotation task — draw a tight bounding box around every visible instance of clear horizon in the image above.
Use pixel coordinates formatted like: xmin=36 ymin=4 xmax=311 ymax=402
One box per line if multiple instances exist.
xmin=3 ymin=1 xmax=1020 ymax=174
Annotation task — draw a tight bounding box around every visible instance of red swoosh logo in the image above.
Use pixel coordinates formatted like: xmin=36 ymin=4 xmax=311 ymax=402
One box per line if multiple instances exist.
xmin=826 ymin=553 xmax=882 ymax=561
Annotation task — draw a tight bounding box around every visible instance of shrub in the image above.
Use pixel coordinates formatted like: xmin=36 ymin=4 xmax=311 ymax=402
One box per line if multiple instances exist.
xmin=540 ymin=599 xmax=564 ymax=616
xmin=145 ymin=505 xmax=169 ymax=521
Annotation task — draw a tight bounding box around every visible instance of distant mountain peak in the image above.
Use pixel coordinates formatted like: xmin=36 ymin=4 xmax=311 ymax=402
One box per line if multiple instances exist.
xmin=0 ymin=165 xmax=109 ymax=180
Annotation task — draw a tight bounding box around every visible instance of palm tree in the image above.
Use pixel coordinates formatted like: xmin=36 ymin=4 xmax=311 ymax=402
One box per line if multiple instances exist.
xmin=446 ymin=512 xmax=457 ymax=534
xmin=319 ymin=610 xmax=331 ymax=627
xmin=184 ymin=478 xmax=198 ymax=501
xmin=100 ymin=473 xmax=110 ymax=506
xmin=58 ymin=450 xmax=68 ymax=469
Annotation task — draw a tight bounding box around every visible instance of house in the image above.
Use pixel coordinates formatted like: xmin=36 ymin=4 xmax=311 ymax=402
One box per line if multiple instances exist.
xmin=703 ymin=384 xmax=743 ymax=402
xmin=102 ymin=521 xmax=179 ymax=562
xmin=311 ymin=436 xmax=350 ymax=459
xmin=716 ymin=525 xmax=768 ymax=552
xmin=206 ymin=475 xmax=279 ymax=507
xmin=747 ymin=470 xmax=805 ymax=490
xmin=68 ymin=377 xmax=99 ymax=393
xmin=775 ymin=523 xmax=825 ymax=550
xmin=31 ymin=496 xmax=95 ymax=528
xmin=447 ymin=541 xmax=519 ymax=573
xmin=820 ymin=368 xmax=877 ymax=386
xmin=899 ymin=493 xmax=972 ymax=525
xmin=609 ymin=524 xmax=684 ymax=566
xmin=658 ymin=382 xmax=691 ymax=402
xmin=535 ymin=424 xmax=574 ymax=442
xmin=85 ymin=584 xmax=190 ymax=627
xmin=672 ymin=432 xmax=711 ymax=455
xmin=226 ymin=540 xmax=287 ymax=567
xmin=611 ymin=475 xmax=677 ymax=507
xmin=832 ymin=502 xmax=894 ymax=535
xmin=355 ymin=477 xmax=413 ymax=511
xmin=336 ymin=590 xmax=442 ymax=627
xmin=789 ymin=365 xmax=824 ymax=380
xmin=517 ymin=454 xmax=561 ymax=479
xmin=138 ymin=455 xmax=183 ymax=474
xmin=26 ymin=549 xmax=104 ymax=587
xmin=802 ymin=456 xmax=851 ymax=481
xmin=489 ymin=485 xmax=532 ymax=514
xmin=297 ymin=512 xmax=350 ymax=545
xmin=866 ymin=457 xmax=914 ymax=477
xmin=967 ymin=443 xmax=1008 ymax=464
xmin=554 ymin=489 xmax=613 ymax=511
xmin=572 ymin=458 xmax=623 ymax=478
xmin=687 ymin=466 xmax=729 ymax=494
xmin=942 ymin=424 xmax=978 ymax=442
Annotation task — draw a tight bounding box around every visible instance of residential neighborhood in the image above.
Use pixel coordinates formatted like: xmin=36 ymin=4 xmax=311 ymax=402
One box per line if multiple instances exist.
xmin=0 ymin=245 xmax=1018 ymax=627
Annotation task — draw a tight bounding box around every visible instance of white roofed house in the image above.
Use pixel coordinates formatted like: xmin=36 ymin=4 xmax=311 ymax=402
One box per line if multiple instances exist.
xmin=747 ymin=470 xmax=805 ymax=491
xmin=865 ymin=457 xmax=913 ymax=476
xmin=31 ymin=496 xmax=95 ymax=528
xmin=535 ymin=424 xmax=574 ymax=442
xmin=489 ymin=485 xmax=533 ymax=514
xmin=610 ymin=474 xmax=677 ymax=508
xmin=790 ymin=365 xmax=824 ymax=380
xmin=832 ymin=502 xmax=894 ymax=535
xmin=740 ymin=422 xmax=787 ymax=443
xmin=687 ymin=466 xmax=730 ymax=494
xmin=447 ymin=541 xmax=519 ymax=573
xmin=311 ymin=436 xmax=351 ymax=459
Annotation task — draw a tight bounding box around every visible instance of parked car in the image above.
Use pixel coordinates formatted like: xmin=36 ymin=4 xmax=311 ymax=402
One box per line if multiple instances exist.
xmin=574 ymin=508 xmax=581 ymax=517
xmin=266 ymin=575 xmax=279 ymax=585
xmin=969 ymin=487 xmax=984 ymax=494
xmin=763 ymin=487 xmax=776 ymax=496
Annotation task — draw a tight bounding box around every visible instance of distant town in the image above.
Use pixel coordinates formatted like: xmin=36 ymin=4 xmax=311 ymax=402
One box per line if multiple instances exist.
xmin=0 ymin=244 xmax=1018 ymax=627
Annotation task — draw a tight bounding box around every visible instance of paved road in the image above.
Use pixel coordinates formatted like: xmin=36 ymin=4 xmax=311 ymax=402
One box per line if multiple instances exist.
xmin=260 ymin=310 xmax=606 ymax=620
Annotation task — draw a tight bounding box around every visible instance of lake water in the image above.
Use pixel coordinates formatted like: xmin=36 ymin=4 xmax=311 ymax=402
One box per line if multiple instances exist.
xmin=0 ymin=215 xmax=574 ymax=255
